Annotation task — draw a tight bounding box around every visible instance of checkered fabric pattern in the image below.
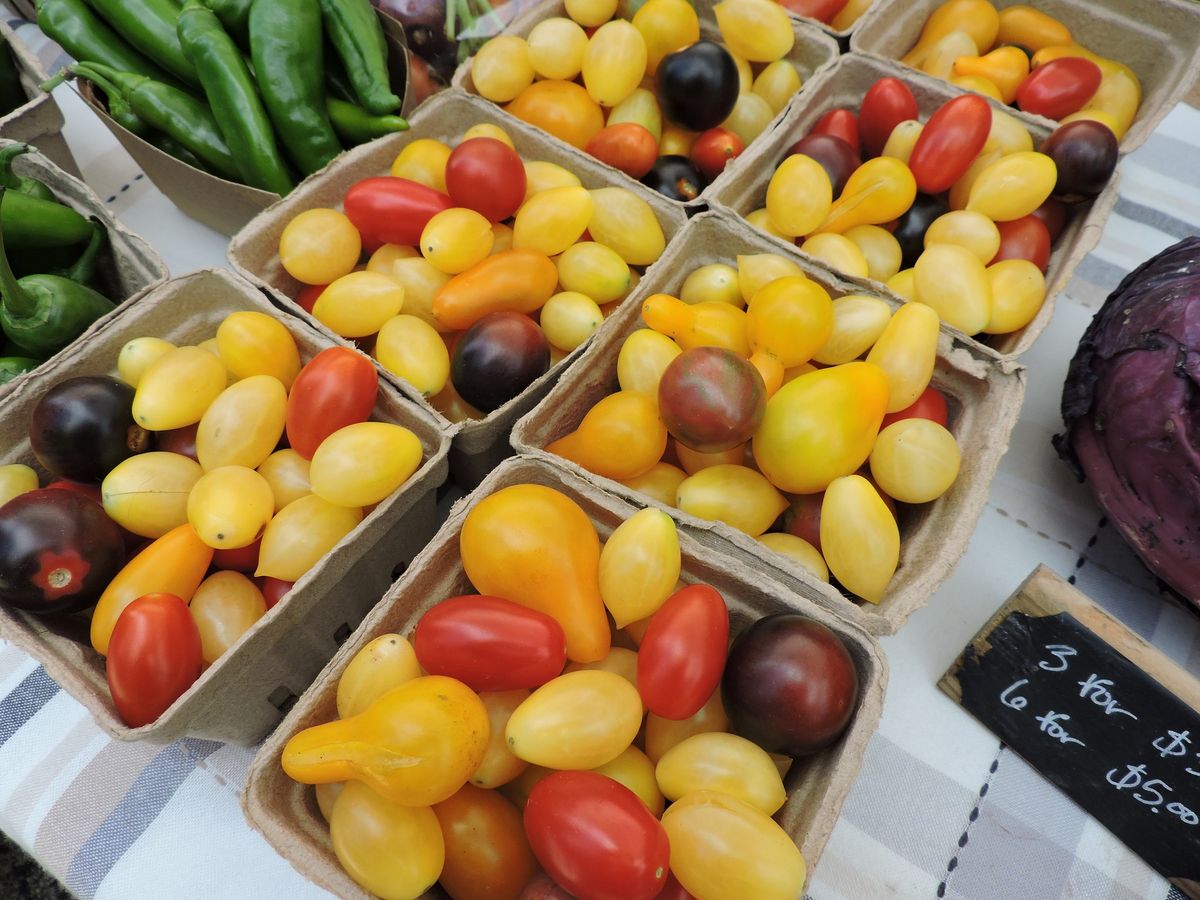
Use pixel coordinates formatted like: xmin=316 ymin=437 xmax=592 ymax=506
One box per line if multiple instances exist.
xmin=2 ymin=5 xmax=1199 ymax=898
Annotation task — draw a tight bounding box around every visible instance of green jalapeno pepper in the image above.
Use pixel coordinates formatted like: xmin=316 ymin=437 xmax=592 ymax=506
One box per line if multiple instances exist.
xmin=318 ymin=0 xmax=401 ymax=116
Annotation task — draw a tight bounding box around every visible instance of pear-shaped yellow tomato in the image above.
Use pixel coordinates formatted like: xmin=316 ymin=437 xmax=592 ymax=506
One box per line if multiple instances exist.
xmin=564 ymin=646 xmax=641 ymax=703
xmin=187 ymin=466 xmax=275 ymax=550
xmin=215 ymin=311 xmax=301 ymax=388
xmin=546 ymin=391 xmax=668 ymax=483
xmin=330 ymin=782 xmax=445 ymax=900
xmin=196 ymin=376 xmax=288 ymax=471
xmin=314 ymin=271 xmax=406 ymax=338
xmin=587 ymin=187 xmax=666 ymax=266
xmin=133 ymin=346 xmax=227 ymax=430
xmin=512 ymin=186 xmax=593 ymax=257
xmin=865 ymin=301 xmax=940 ymax=413
xmin=765 ymin=154 xmax=832 ymax=238
xmin=645 ymin=688 xmax=729 ymax=762
xmin=309 ymin=422 xmax=423 ymax=508
xmin=284 ymin=675 xmax=489 ymax=805
xmin=376 ymin=314 xmax=451 ymax=397
xmin=746 ymin=276 xmax=834 ymax=368
xmin=817 ymin=156 xmax=917 ymax=234
xmin=675 ymin=464 xmax=787 ymax=536
xmin=752 ymin=362 xmax=890 ymax=494
xmin=642 ymin=294 xmax=749 ymax=356
xmin=593 ymin=746 xmax=664 ymax=816
xmin=914 ymin=243 xmax=992 ymax=335
xmin=662 ymin=791 xmax=806 ymax=900
xmin=460 ymin=483 xmax=609 ymax=663
xmin=189 ymin=570 xmax=267 ymax=664
xmin=117 ymin=337 xmax=175 ymax=387
xmin=337 ymin=633 xmax=422 ymax=719
xmin=616 ymin=329 xmax=682 ymax=398
xmin=471 ymin=689 xmax=531 ymax=789
xmin=619 ymin=461 xmax=688 ymax=507
xmin=256 ymin=494 xmax=363 ymax=581
xmin=101 ymin=452 xmax=202 ymax=538
xmin=505 ymin=670 xmax=642 ymax=768
xmin=820 ymin=474 xmax=900 ymax=604
xmin=256 ymin=449 xmax=311 ymax=512
xmin=656 ymin=732 xmax=786 ymax=814
xmin=599 ymin=508 xmax=680 ymax=627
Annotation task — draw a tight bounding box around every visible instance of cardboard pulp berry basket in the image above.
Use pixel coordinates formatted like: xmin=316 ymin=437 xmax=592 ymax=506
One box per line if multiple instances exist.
xmin=241 ymin=454 xmax=888 ymax=899
xmin=0 ymin=268 xmax=451 ymax=745
xmin=512 ymin=210 xmax=1027 ymax=636
xmin=0 ymin=20 xmax=80 ymax=177
xmin=228 ymin=87 xmax=687 ymax=488
xmin=0 ymin=138 xmax=169 ymax=402
xmin=707 ymin=52 xmax=1120 ymax=359
xmin=452 ymin=0 xmax=841 ymax=207
xmin=71 ymin=11 xmax=413 ymax=236
xmin=849 ymin=0 xmax=1200 ymax=154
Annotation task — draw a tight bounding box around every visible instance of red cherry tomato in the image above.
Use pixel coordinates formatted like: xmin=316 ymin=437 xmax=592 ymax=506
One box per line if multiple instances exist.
xmin=412 ymin=595 xmax=567 ymax=692
xmin=880 ymin=384 xmax=950 ymax=430
xmin=154 ymin=423 xmax=199 ymax=461
xmin=777 ymin=0 xmax=848 ymax=22
xmin=1030 ymin=197 xmax=1068 ymax=241
xmin=689 ymin=127 xmax=745 ymax=181
xmin=106 ymin=593 xmax=203 ymax=727
xmin=859 ymin=77 xmax=919 ymax=158
xmin=587 ymin=123 xmax=660 ymax=179
xmin=285 ymin=347 xmax=378 ymax=459
xmin=343 ymin=176 xmax=454 ymax=247
xmin=295 ymin=284 xmax=326 ymax=314
xmin=638 ymin=584 xmax=729 ymax=720
xmin=213 ymin=538 xmax=261 ymax=573
xmin=991 ymin=215 xmax=1051 ymax=271
xmin=44 ymin=479 xmax=102 ymax=505
xmin=1017 ymin=58 xmax=1102 ymax=120
xmin=445 ymin=137 xmax=528 ymax=222
xmin=784 ymin=492 xmax=822 ymax=552
xmin=524 ymin=772 xmax=670 ymax=900
xmin=810 ymin=108 xmax=861 ymax=157
xmin=907 ymin=93 xmax=991 ymax=193
xmin=256 ymin=577 xmax=293 ymax=610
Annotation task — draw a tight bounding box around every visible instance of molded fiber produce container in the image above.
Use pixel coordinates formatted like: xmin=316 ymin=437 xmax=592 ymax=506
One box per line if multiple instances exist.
xmin=0 ymin=20 xmax=79 ymax=176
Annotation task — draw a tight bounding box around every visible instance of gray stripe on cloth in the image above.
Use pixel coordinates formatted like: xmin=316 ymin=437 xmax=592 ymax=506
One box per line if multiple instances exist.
xmin=1112 ymin=197 xmax=1200 ymax=241
xmin=64 ymin=738 xmax=223 ymax=898
xmin=0 ymin=668 xmax=59 ymax=746
xmin=1127 ymin=133 xmax=1200 ymax=191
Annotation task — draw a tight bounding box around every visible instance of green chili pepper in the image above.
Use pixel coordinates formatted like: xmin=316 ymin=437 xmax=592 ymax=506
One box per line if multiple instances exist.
xmin=0 ymin=145 xmax=55 ymax=202
xmin=58 ymin=219 xmax=106 ymax=285
xmin=318 ymin=0 xmax=401 ymax=116
xmin=177 ymin=2 xmax=294 ymax=195
xmin=43 ymin=64 xmax=150 ymax=137
xmin=327 ymin=97 xmax=409 ymax=146
xmin=67 ymin=63 xmax=240 ymax=181
xmin=0 ymin=189 xmax=94 ymax=249
xmin=249 ymin=0 xmax=342 ymax=177
xmin=200 ymin=0 xmax=251 ymax=47
xmin=0 ymin=41 xmax=28 ymax=118
xmin=146 ymin=132 xmax=209 ymax=172
xmin=0 ymin=357 xmax=41 ymax=384
xmin=80 ymin=0 xmax=200 ymax=88
xmin=35 ymin=0 xmax=184 ymax=88
xmin=0 ymin=190 xmax=115 ymax=358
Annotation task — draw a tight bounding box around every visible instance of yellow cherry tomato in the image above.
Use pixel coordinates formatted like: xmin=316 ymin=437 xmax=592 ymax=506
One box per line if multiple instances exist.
xmin=472 ymin=35 xmax=534 ymax=103
xmin=506 ymin=80 xmax=605 ymax=150
xmin=746 ymin=275 xmax=834 ymax=368
xmin=471 ymin=689 xmax=531 ymax=789
xmin=189 ymin=570 xmax=266 ymax=664
xmin=117 ymin=337 xmax=175 ymax=387
xmin=491 ymin=222 xmax=514 ymax=254
xmin=309 ymin=422 xmax=423 ymax=508
xmin=870 ymin=418 xmax=961 ymax=504
xmin=370 ymin=257 xmax=451 ymax=333
xmin=844 ymin=224 xmax=903 ymax=282
xmin=633 ymin=0 xmax=699 ymax=74
xmin=593 ymin=746 xmax=664 ymax=815
xmin=656 ymin=732 xmax=786 ymax=814
xmin=721 ymin=92 xmax=775 ymax=144
xmin=616 ymin=328 xmax=682 ymax=396
xmin=582 ymin=20 xmax=647 ymax=108
xmin=818 ymin=157 xmax=918 ymax=234
xmin=645 ymin=688 xmax=729 ymax=762
xmin=599 ymin=507 xmax=680 ymax=627
xmin=279 ymin=208 xmax=361 ymax=286
xmin=313 ymin=271 xmax=405 ymax=338
xmin=547 ymin=390 xmax=668 ymax=482
xmin=527 ymin=17 xmax=589 ymax=80
xmin=608 ymin=87 xmax=663 ymax=141
xmin=133 ymin=346 xmax=227 ymax=430
xmin=565 ymin=0 xmax=618 ymax=27
xmin=461 ymin=123 xmax=512 ymax=148
xmin=257 ymin=449 xmax=311 ymax=512
xmin=736 ymin=253 xmax=805 ymax=304
xmin=765 ymin=154 xmax=832 ymax=238
xmin=865 ymin=301 xmax=940 ymax=413
xmin=753 ymin=60 xmax=801 ymax=115
xmin=966 ymin=151 xmax=1057 ymax=222
xmin=215 ymin=312 xmax=301 ymax=389
xmin=0 ymin=464 xmax=37 ymax=508
xmin=985 ymin=258 xmax=1046 ymax=334
xmin=757 ymin=532 xmax=828 ymax=581
xmin=101 ymin=452 xmax=201 ymax=539
xmin=513 ymin=185 xmax=594 ymax=257
xmin=914 ymin=242 xmax=992 ymax=335
xmin=506 ymin=670 xmax=642 ymax=769
xmin=681 ymin=263 xmax=741 ymax=307
xmin=619 ymin=461 xmax=687 ymax=507
xmin=587 ymin=187 xmax=666 ymax=265
xmin=881 ymin=119 xmax=923 ymax=163
xmin=675 ymin=464 xmax=787 ymax=536
xmin=887 ymin=267 xmax=917 ymax=301
xmin=368 ymin=245 xmax=420 ymax=270
xmin=389 ymin=138 xmax=451 ymax=193
xmin=540 ymin=291 xmax=604 ymax=351
xmin=924 ymin=210 xmax=1001 ymax=263
xmin=187 ymin=465 xmax=274 ymax=550
xmin=821 ymin=473 xmax=899 ymax=603
xmin=522 ymin=160 xmax=583 ymax=202
xmin=564 ymin=646 xmax=640 ymax=698
xmin=659 ymin=123 xmax=697 ymax=156
xmin=499 ymin=764 xmax=554 ymax=811
xmin=376 ymin=314 xmax=450 ymax=396
xmin=556 ymin=241 xmax=631 ymax=303
xmin=195 ymin=376 xmax=287 ymax=472
xmin=675 ymin=441 xmax=745 ymax=475
xmin=420 ymin=208 xmax=494 ymax=275
xmin=745 ymin=207 xmax=788 ymax=241
xmin=256 ymin=494 xmax=363 ymax=581
xmin=642 ymin=294 xmax=749 ymax=355
xmin=337 ymin=633 xmax=422 ymax=718
xmin=315 ymin=782 xmax=342 ymax=822
xmin=714 ymin=0 xmax=794 ymax=62
xmin=800 ymin=233 xmax=870 ymax=279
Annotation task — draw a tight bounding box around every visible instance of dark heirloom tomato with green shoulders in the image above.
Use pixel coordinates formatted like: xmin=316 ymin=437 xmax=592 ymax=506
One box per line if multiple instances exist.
xmin=658 ymin=346 xmax=766 ymax=453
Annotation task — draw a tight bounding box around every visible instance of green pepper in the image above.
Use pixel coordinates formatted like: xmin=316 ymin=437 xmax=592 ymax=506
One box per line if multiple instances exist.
xmin=80 ymin=0 xmax=201 ymax=89
xmin=58 ymin=218 xmax=107 ymax=285
xmin=0 ymin=41 xmax=29 ymax=118
xmin=67 ymin=63 xmax=239 ymax=181
xmin=327 ymin=97 xmax=409 ymax=145
xmin=0 ymin=189 xmax=116 ymax=358
xmin=0 ymin=145 xmax=55 ymax=202
xmin=35 ymin=0 xmax=184 ymax=88
xmin=42 ymin=63 xmax=150 ymax=136
xmin=249 ymin=0 xmax=342 ymax=177
xmin=200 ymin=0 xmax=251 ymax=47
xmin=318 ymin=0 xmax=401 ymax=116
xmin=0 ymin=190 xmax=94 ymax=249
xmin=0 ymin=357 xmax=41 ymax=384
xmin=177 ymin=2 xmax=294 ymax=195
xmin=146 ymin=132 xmax=210 ymax=172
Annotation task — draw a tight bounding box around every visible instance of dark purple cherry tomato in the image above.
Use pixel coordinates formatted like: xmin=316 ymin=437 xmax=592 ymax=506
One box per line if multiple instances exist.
xmin=809 ymin=107 xmax=861 ymax=157
xmin=1030 ymin=197 xmax=1069 ymax=241
xmin=0 ymin=489 xmax=125 ymax=615
xmin=992 ymin=215 xmax=1052 ymax=271
xmin=155 ymin=423 xmax=199 ymax=461
xmin=638 ymin=584 xmax=729 ymax=720
xmin=859 ymin=77 xmax=919 ymax=158
xmin=1041 ymin=119 xmax=1118 ymax=200
xmin=908 ymin=94 xmax=991 ymax=194
xmin=106 ymin=592 xmax=203 ymax=727
xmin=880 ymin=384 xmax=950 ymax=429
xmin=525 ymin=771 xmax=671 ymax=900
xmin=893 ymin=193 xmax=949 ymax=268
xmin=445 ymin=137 xmax=528 ymax=222
xmin=640 ymin=155 xmax=706 ymax=201
xmin=657 ymin=40 xmax=740 ymax=132
xmin=785 ymin=133 xmax=860 ymax=195
xmin=1017 ymin=57 xmax=1102 ymax=120
xmin=722 ymin=613 xmax=859 ymax=756
xmin=413 ymin=595 xmax=567 ymax=692
xmin=31 ymin=376 xmax=148 ymax=483
xmin=451 ymin=311 xmax=550 ymax=412
xmin=657 ymin=347 xmax=766 ymax=452
xmin=784 ymin=492 xmax=823 ymax=552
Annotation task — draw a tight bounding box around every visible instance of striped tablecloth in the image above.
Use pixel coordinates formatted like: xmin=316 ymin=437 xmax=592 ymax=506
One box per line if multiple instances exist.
xmin=3 ymin=9 xmax=1200 ymax=899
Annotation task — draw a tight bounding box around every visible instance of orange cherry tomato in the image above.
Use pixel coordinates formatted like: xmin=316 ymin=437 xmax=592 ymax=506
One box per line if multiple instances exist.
xmin=586 ymin=123 xmax=659 ymax=178
xmin=507 ymin=80 xmax=606 ymax=150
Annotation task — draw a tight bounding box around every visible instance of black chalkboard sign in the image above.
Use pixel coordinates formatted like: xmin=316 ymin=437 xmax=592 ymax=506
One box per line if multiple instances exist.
xmin=940 ymin=566 xmax=1200 ymax=898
